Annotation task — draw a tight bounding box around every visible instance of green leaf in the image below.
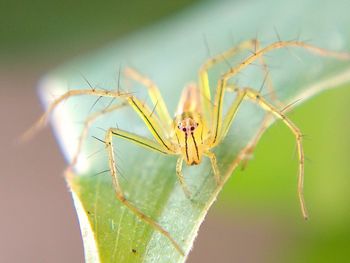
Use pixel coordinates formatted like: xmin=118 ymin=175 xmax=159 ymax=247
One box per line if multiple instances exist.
xmin=38 ymin=0 xmax=350 ymax=262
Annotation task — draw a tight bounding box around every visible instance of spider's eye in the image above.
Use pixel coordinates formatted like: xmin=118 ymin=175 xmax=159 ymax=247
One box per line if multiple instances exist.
xmin=190 ymin=126 xmax=195 ymax=131
xmin=182 ymin=128 xmax=187 ymax=132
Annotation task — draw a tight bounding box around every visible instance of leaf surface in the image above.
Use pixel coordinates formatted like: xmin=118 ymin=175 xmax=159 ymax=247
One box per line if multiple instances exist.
xmin=39 ymin=0 xmax=350 ymax=262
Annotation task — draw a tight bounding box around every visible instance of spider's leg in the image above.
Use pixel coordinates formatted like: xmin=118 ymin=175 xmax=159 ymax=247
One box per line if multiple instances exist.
xmin=126 ymin=95 xmax=174 ymax=151
xmin=240 ymin=116 xmax=273 ymax=170
xmin=105 ymin=128 xmax=184 ymax=255
xmin=176 ymin=157 xmax=191 ymax=198
xmin=222 ymin=41 xmax=350 ymax=166
xmin=69 ymin=102 xmax=129 ymax=170
xmin=205 ymin=122 xmax=276 ymax=216
xmin=223 ymin=77 xmax=277 ymax=168
xmin=199 ymin=40 xmax=256 ymax=122
xmin=25 ymin=85 xmax=173 ymax=152
xmin=235 ymin=40 xmax=283 ymax=168
xmin=210 ymin=41 xmax=350 ymax=146
xmin=237 ymin=96 xmax=301 ymax=170
xmin=108 ymin=128 xmax=173 ymax=154
xmin=210 ymin=77 xmax=228 ymax=145
xmin=199 ymin=39 xmax=281 ymax=120
xmin=221 ymin=41 xmax=350 ymax=85
xmin=125 ymin=67 xmax=172 ymax=130
xmin=224 ymin=76 xmax=278 ymax=170
xmin=21 ymin=88 xmax=129 ymax=141
xmin=219 ymin=87 xmax=308 ymax=219
xmin=204 ymin=151 xmax=220 ymax=185
xmin=215 ymin=84 xmax=273 ymax=155
xmin=208 ymin=39 xmax=274 ymax=146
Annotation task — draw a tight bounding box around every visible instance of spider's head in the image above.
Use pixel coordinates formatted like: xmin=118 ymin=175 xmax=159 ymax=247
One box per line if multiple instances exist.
xmin=174 ymin=114 xmax=205 ymax=165
xmin=176 ymin=118 xmax=198 ymax=135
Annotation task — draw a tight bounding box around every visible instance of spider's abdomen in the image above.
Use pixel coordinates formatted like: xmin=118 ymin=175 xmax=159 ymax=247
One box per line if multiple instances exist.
xmin=175 ymin=83 xmax=202 ymax=116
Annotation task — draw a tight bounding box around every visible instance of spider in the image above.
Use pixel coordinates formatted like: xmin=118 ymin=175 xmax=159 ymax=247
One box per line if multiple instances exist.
xmin=25 ymin=39 xmax=350 ymax=255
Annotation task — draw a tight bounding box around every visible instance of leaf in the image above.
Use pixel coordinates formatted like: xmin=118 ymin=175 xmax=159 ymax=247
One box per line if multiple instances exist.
xmin=37 ymin=0 xmax=350 ymax=262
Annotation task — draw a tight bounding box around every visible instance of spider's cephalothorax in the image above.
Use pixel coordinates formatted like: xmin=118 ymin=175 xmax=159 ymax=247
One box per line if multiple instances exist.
xmin=173 ymin=84 xmax=208 ymax=165
xmin=175 ymin=115 xmax=202 ymax=165
xmin=28 ymin=39 xmax=350 ymax=255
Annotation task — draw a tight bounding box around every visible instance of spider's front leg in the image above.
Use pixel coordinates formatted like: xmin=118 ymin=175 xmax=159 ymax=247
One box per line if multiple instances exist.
xmin=104 ymin=127 xmax=184 ymax=255
xmin=21 ymin=88 xmax=129 ymax=141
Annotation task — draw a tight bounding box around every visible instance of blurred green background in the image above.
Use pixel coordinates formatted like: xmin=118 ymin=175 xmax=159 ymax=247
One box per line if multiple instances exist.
xmin=1 ymin=0 xmax=349 ymax=262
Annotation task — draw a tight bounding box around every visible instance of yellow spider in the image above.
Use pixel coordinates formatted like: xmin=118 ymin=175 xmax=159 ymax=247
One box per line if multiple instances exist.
xmin=26 ymin=39 xmax=350 ymax=255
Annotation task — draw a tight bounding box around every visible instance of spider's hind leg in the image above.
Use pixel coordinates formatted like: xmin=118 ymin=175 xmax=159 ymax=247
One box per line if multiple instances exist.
xmin=68 ymin=102 xmax=128 ymax=171
xmin=220 ymin=86 xmax=308 ymax=219
xmin=240 ymin=116 xmax=272 ymax=170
